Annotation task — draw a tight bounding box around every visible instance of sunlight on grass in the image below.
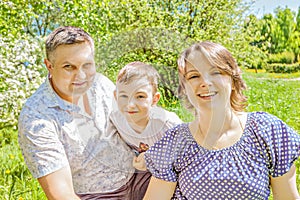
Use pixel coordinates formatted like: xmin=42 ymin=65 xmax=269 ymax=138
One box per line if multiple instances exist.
xmin=244 ymin=68 xmax=300 ymax=79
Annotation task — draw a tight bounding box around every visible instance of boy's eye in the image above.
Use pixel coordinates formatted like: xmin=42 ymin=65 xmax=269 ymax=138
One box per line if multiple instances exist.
xmin=119 ymin=95 xmax=128 ymax=98
xmin=137 ymin=95 xmax=146 ymax=99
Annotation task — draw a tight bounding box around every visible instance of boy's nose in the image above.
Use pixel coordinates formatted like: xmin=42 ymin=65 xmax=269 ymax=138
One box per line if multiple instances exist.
xmin=127 ymin=98 xmax=136 ymax=107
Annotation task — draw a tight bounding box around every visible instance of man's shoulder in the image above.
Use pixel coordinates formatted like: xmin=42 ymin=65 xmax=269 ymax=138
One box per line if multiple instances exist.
xmin=93 ymin=73 xmax=115 ymax=89
xmin=22 ymin=82 xmax=49 ymax=109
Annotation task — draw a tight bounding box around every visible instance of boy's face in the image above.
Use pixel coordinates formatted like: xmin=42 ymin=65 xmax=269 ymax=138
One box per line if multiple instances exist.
xmin=115 ymin=77 xmax=160 ymax=129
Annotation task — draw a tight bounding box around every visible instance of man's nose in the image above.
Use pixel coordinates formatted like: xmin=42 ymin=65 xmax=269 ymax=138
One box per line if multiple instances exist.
xmin=76 ymin=68 xmax=87 ymax=79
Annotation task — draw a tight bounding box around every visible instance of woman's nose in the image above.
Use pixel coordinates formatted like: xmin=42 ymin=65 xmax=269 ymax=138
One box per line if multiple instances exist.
xmin=200 ymin=76 xmax=212 ymax=88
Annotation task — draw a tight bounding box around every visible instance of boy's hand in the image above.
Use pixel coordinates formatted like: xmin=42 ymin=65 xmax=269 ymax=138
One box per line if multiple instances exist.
xmin=133 ymin=152 xmax=147 ymax=171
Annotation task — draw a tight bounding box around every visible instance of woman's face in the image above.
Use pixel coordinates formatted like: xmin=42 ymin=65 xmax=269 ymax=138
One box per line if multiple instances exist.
xmin=182 ymin=50 xmax=233 ymax=112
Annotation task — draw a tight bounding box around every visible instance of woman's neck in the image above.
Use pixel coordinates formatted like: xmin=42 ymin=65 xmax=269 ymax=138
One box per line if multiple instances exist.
xmin=196 ymin=108 xmax=232 ymax=135
xmin=192 ymin=108 xmax=244 ymax=150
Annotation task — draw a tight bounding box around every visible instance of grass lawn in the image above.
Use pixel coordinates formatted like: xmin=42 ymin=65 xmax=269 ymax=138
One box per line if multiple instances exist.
xmin=1 ymin=70 xmax=299 ymax=200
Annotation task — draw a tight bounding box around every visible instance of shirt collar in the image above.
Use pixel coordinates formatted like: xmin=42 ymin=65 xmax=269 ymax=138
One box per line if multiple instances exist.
xmin=45 ymin=76 xmax=80 ymax=112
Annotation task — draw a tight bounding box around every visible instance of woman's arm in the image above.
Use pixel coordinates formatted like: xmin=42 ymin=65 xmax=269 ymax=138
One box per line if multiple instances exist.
xmin=143 ymin=176 xmax=177 ymax=200
xmin=270 ymin=164 xmax=300 ymax=200
xmin=38 ymin=166 xmax=80 ymax=200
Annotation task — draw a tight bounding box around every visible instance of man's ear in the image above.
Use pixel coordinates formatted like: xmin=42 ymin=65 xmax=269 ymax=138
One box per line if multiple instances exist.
xmin=44 ymin=59 xmax=53 ymax=71
xmin=152 ymin=92 xmax=160 ymax=106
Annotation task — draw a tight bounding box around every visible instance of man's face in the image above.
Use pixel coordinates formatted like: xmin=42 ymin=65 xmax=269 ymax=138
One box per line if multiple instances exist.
xmin=45 ymin=42 xmax=96 ymax=103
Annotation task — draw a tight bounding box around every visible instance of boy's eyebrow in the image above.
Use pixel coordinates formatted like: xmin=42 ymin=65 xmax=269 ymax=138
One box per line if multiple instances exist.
xmin=118 ymin=90 xmax=127 ymax=94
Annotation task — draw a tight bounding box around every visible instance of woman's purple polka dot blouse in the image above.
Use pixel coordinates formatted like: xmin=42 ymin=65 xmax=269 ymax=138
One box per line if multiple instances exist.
xmin=145 ymin=112 xmax=300 ymax=199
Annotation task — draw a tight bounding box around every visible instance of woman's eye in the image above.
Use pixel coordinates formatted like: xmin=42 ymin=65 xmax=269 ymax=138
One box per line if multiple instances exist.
xmin=120 ymin=95 xmax=128 ymax=98
xmin=212 ymin=71 xmax=222 ymax=75
xmin=187 ymin=74 xmax=200 ymax=80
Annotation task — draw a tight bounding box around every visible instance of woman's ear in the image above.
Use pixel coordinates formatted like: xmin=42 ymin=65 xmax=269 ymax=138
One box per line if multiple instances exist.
xmin=231 ymin=79 xmax=235 ymax=91
xmin=152 ymin=92 xmax=161 ymax=106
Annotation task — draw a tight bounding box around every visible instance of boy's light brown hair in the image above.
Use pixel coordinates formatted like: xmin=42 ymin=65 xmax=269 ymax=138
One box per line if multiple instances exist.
xmin=116 ymin=61 xmax=160 ymax=94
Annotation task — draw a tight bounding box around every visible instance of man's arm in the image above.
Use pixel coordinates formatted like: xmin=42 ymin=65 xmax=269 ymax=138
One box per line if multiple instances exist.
xmin=38 ymin=166 xmax=80 ymax=200
xmin=143 ymin=177 xmax=177 ymax=200
xmin=270 ymin=164 xmax=300 ymax=200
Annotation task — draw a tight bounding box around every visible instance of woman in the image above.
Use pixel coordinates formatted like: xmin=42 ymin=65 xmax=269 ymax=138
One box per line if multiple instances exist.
xmin=143 ymin=41 xmax=300 ymax=199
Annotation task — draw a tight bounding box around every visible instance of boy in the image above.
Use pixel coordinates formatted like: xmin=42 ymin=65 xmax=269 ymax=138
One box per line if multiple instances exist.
xmin=110 ymin=61 xmax=182 ymax=170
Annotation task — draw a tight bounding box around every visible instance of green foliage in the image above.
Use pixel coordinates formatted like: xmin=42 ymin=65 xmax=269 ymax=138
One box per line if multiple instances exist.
xmin=1 ymin=0 xmax=255 ymax=129
xmin=247 ymin=6 xmax=300 ymax=62
xmin=267 ymin=52 xmax=295 ymax=64
xmin=270 ymin=64 xmax=298 ymax=74
xmin=265 ymin=63 xmax=300 ymax=73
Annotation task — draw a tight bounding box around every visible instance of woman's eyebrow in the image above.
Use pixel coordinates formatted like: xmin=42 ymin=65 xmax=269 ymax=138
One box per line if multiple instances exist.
xmin=184 ymin=69 xmax=199 ymax=76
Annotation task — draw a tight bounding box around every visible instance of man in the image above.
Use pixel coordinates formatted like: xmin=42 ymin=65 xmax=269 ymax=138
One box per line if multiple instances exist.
xmin=18 ymin=26 xmax=150 ymax=200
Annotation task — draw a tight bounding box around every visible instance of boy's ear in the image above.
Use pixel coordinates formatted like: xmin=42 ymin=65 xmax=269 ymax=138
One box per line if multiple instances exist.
xmin=152 ymin=92 xmax=160 ymax=106
xmin=113 ymin=90 xmax=117 ymax=100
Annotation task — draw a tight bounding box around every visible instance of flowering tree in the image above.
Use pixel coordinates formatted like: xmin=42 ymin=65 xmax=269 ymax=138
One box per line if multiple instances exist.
xmin=0 ymin=35 xmax=46 ymax=129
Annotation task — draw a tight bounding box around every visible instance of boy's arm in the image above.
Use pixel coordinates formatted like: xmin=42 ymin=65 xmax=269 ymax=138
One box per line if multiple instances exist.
xmin=133 ymin=152 xmax=147 ymax=171
xmin=38 ymin=166 xmax=80 ymax=200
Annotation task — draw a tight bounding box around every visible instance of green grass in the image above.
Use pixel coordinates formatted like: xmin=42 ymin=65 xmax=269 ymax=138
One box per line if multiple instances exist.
xmin=243 ymin=71 xmax=300 ymax=199
xmin=0 ymin=71 xmax=299 ymax=200
xmin=0 ymin=129 xmax=46 ymax=200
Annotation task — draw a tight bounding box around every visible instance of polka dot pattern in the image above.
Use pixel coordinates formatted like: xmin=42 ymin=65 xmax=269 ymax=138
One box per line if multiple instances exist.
xmin=145 ymin=112 xmax=300 ymax=199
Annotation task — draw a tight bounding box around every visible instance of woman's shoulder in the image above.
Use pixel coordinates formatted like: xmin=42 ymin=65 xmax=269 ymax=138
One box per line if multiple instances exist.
xmin=246 ymin=111 xmax=298 ymax=141
xmin=161 ymin=123 xmax=193 ymax=146
xmin=247 ymin=111 xmax=284 ymax=127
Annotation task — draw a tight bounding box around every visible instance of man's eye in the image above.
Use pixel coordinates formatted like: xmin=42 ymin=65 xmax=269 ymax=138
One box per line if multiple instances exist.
xmin=120 ymin=95 xmax=128 ymax=98
xmin=83 ymin=63 xmax=93 ymax=69
xmin=63 ymin=65 xmax=73 ymax=69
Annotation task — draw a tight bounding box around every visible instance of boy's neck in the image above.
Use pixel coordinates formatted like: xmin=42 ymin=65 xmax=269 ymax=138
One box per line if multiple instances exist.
xmin=128 ymin=118 xmax=149 ymax=134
